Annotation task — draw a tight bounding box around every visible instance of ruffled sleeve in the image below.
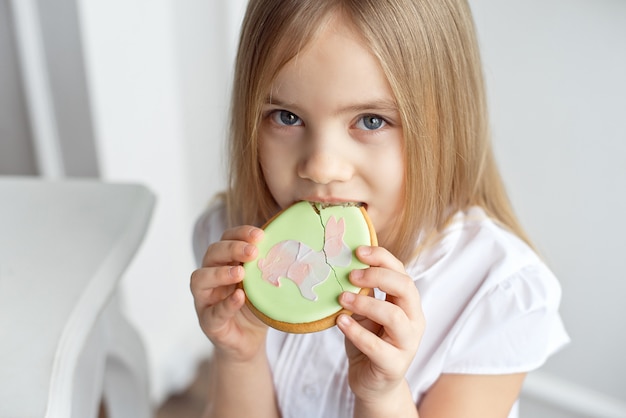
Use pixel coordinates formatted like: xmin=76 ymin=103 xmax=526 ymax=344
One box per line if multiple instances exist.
xmin=442 ymin=262 xmax=570 ymax=374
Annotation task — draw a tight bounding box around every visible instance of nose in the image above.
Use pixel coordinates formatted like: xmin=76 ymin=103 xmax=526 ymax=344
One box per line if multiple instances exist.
xmin=297 ymin=145 xmax=354 ymax=185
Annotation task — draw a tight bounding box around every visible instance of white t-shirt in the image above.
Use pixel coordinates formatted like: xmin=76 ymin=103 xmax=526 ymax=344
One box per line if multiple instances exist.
xmin=193 ymin=202 xmax=570 ymax=418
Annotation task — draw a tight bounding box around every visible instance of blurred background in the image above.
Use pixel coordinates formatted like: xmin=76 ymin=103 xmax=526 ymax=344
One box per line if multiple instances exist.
xmin=1 ymin=0 xmax=624 ymax=416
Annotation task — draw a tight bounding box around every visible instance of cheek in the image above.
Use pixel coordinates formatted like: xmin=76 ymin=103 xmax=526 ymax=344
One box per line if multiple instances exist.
xmin=258 ymin=138 xmax=280 ymax=178
xmin=258 ymin=139 xmax=276 ymax=183
xmin=378 ymin=149 xmax=404 ymax=199
xmin=373 ymin=153 xmax=405 ymax=241
xmin=259 ymin=158 xmax=281 ymax=193
xmin=258 ymin=141 xmax=293 ymax=207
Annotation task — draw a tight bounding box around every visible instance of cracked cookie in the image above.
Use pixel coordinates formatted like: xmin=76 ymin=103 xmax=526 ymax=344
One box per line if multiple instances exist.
xmin=242 ymin=201 xmax=377 ymax=333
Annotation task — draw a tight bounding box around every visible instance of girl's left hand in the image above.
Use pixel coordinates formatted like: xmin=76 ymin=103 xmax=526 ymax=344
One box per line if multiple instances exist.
xmin=337 ymin=245 xmax=425 ymax=402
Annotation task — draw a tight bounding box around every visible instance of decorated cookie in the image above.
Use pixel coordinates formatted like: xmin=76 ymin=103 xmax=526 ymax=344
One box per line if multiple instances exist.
xmin=242 ymin=201 xmax=377 ymax=333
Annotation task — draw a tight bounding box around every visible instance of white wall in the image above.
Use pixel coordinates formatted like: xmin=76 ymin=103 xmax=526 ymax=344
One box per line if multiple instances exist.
xmin=75 ymin=0 xmax=626 ymax=411
xmin=77 ymin=0 xmax=245 ymax=403
xmin=0 ymin=0 xmax=38 ymax=175
xmin=470 ymin=0 xmax=626 ymax=415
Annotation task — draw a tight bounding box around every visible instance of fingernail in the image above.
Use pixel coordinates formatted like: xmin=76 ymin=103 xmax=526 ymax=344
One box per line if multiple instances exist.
xmin=337 ymin=314 xmax=351 ymax=327
xmin=357 ymin=246 xmax=372 ymax=256
xmin=229 ymin=265 xmax=242 ymax=278
xmin=250 ymin=228 xmax=263 ymax=241
xmin=351 ymin=269 xmax=364 ymax=282
xmin=244 ymin=244 xmax=256 ymax=256
xmin=341 ymin=291 xmax=355 ymax=304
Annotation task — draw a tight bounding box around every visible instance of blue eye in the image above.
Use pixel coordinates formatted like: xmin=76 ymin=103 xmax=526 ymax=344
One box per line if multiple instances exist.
xmin=357 ymin=115 xmax=386 ymax=130
xmin=272 ymin=110 xmax=302 ymax=126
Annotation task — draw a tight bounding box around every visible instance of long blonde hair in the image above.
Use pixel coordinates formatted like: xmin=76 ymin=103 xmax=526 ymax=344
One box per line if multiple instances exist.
xmin=226 ymin=0 xmax=530 ymax=262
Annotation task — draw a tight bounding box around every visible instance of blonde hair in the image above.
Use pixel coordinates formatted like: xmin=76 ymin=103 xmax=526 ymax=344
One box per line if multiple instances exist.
xmin=226 ymin=0 xmax=530 ymax=262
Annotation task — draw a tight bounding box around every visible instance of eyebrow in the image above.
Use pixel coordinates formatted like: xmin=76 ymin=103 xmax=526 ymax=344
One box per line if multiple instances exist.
xmin=264 ymin=96 xmax=399 ymax=116
xmin=336 ymin=100 xmax=399 ymax=115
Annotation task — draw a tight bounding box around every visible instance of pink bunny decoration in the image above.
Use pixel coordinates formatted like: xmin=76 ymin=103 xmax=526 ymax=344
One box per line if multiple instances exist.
xmin=257 ymin=216 xmax=352 ymax=301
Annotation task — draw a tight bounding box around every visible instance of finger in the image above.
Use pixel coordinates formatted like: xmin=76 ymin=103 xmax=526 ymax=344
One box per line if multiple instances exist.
xmin=348 ymin=310 xmax=381 ymax=336
xmin=339 ymin=290 xmax=414 ymax=348
xmin=201 ymin=226 xmax=264 ymax=267
xmin=202 ymin=239 xmax=260 ymax=267
xmin=355 ymin=245 xmax=405 ymax=273
xmin=221 ymin=225 xmax=264 ymax=243
xmin=349 ymin=265 xmax=423 ymax=323
xmin=201 ymin=288 xmax=246 ymax=336
xmin=190 ymin=265 xmax=244 ymax=308
xmin=190 ymin=265 xmax=244 ymax=294
xmin=337 ymin=313 xmax=396 ymax=362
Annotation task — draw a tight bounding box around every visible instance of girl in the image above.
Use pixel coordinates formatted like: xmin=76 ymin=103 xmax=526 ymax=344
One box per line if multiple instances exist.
xmin=190 ymin=0 xmax=569 ymax=417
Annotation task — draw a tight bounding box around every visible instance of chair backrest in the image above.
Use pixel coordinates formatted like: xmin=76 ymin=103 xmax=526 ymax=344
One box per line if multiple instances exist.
xmin=0 ymin=177 xmax=154 ymax=417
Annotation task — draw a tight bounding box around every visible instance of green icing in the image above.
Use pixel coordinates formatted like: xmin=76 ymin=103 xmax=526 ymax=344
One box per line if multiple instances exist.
xmin=243 ymin=201 xmax=370 ymax=324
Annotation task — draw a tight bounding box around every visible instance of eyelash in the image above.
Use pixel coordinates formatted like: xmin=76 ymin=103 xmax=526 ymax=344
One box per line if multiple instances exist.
xmin=267 ymin=109 xmax=390 ymax=132
xmin=355 ymin=114 xmax=388 ymax=131
xmin=269 ymin=110 xmax=302 ymax=127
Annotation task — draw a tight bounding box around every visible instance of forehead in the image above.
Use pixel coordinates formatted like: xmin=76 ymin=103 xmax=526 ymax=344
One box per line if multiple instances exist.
xmin=267 ymin=13 xmax=395 ymax=109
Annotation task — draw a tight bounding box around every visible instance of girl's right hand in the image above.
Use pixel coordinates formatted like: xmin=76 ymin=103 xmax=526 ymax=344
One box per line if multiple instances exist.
xmin=190 ymin=225 xmax=268 ymax=362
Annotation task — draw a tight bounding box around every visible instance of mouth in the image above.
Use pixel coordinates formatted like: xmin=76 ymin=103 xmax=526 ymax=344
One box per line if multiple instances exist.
xmin=302 ymin=199 xmax=367 ymax=211
xmin=298 ymin=194 xmax=368 ymax=210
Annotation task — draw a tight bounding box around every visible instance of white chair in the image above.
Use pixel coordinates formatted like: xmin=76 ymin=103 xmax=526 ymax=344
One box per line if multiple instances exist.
xmin=0 ymin=177 xmax=155 ymax=418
